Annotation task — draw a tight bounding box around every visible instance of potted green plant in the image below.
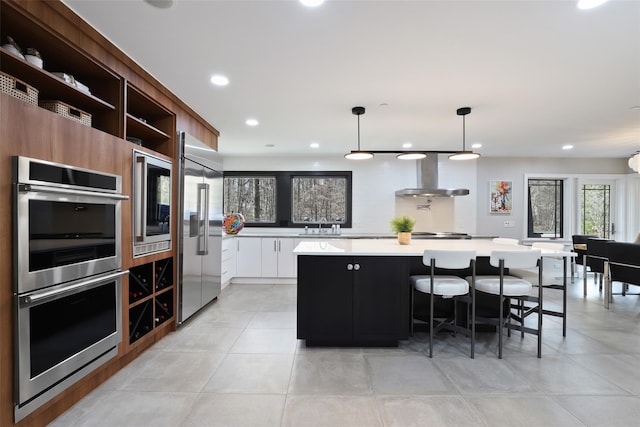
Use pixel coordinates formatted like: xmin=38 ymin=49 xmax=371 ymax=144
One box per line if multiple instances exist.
xmin=390 ymin=215 xmax=415 ymax=245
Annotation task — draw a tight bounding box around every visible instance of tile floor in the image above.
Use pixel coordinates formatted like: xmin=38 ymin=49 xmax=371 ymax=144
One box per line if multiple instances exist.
xmin=50 ymin=276 xmax=640 ymax=427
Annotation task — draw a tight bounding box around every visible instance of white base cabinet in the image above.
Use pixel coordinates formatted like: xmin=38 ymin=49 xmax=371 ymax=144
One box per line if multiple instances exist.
xmin=261 ymin=238 xmax=296 ymax=278
xmin=235 ymin=237 xmax=262 ymax=277
xmin=221 ymin=237 xmax=237 ymax=289
xmin=231 ymin=236 xmax=298 ymax=282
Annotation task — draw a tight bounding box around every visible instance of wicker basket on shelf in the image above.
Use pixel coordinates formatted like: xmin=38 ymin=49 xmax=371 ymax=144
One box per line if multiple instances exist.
xmin=0 ymin=71 xmax=38 ymax=105
xmin=39 ymin=100 xmax=92 ymax=127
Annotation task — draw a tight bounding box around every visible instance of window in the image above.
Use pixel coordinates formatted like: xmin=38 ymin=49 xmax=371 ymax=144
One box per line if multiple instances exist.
xmin=223 ymin=176 xmax=276 ymax=223
xmin=527 ymin=179 xmax=564 ymax=238
xmin=224 ymin=171 xmax=352 ymax=228
xmin=580 ymin=184 xmax=611 ymax=238
xmin=291 ymin=176 xmax=347 ymax=224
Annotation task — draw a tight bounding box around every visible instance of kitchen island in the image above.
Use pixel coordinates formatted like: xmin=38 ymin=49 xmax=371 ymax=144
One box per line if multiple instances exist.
xmin=294 ymin=239 xmax=574 ymax=346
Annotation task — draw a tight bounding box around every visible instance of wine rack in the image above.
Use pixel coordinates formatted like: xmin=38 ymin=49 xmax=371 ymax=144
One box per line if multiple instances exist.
xmin=129 ymin=300 xmax=153 ymax=344
xmin=154 ymin=258 xmax=173 ymax=292
xmin=155 ymin=289 xmax=173 ymax=327
xmin=128 ymin=256 xmax=174 ymax=345
xmin=129 ymin=263 xmax=153 ymax=303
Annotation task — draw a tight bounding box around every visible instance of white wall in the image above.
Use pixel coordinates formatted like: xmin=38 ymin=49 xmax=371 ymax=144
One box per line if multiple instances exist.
xmin=475 ymin=157 xmax=631 ymax=241
xmin=223 ymin=155 xmax=635 ymax=238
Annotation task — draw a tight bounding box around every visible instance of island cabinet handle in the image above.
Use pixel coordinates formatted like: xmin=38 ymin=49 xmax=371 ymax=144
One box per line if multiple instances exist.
xmin=354 ymin=263 xmax=361 ymax=271
xmin=346 ymin=264 xmax=354 ymax=271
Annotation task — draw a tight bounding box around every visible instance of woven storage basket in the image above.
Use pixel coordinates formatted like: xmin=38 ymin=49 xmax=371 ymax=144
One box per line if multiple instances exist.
xmin=39 ymin=100 xmax=92 ymax=127
xmin=0 ymin=71 xmax=38 ymax=105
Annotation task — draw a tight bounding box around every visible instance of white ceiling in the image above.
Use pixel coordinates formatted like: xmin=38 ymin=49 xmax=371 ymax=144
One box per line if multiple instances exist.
xmin=63 ymin=0 xmax=640 ymax=159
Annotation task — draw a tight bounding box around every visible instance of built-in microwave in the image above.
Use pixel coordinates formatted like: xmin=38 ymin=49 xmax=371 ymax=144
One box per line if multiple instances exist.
xmin=132 ymin=150 xmax=172 ymax=257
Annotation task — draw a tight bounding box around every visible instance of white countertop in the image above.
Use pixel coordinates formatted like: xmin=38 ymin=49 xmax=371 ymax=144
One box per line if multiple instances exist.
xmin=293 ymin=239 xmax=576 ymax=258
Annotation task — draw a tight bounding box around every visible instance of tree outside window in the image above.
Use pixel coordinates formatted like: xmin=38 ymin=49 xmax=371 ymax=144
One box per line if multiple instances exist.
xmin=224 ymin=171 xmax=352 ymax=228
xmin=527 ymin=179 xmax=564 ymax=238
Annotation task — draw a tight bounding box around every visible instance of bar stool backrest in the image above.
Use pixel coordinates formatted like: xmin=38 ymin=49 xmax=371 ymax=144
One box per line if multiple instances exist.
xmin=489 ymin=249 xmax=542 ymax=269
xmin=422 ymin=250 xmax=476 ymax=269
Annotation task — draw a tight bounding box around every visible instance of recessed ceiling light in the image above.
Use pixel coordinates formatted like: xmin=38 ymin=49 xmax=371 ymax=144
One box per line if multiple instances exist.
xmin=402 ymin=142 xmax=413 ymax=149
xmin=299 ymin=0 xmax=325 ymax=7
xmin=577 ymin=0 xmax=609 ymax=10
xmin=562 ymin=144 xmax=574 ymax=150
xmin=210 ymin=74 xmax=229 ymax=86
xmin=265 ymin=144 xmax=275 ymax=148
xmin=631 ymin=106 xmax=640 ymax=111
xmin=310 ymin=142 xmax=319 ymax=148
xmin=471 ymin=143 xmax=482 ymax=149
xmin=246 ymin=118 xmax=259 ymax=127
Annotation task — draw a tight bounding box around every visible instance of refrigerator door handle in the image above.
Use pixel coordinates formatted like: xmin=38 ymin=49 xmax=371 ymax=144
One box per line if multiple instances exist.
xmin=203 ymin=183 xmax=210 ymax=255
xmin=196 ymin=183 xmax=207 ymax=255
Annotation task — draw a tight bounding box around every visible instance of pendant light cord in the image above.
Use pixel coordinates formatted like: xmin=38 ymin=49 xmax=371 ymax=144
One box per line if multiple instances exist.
xmin=462 ymin=114 xmax=466 ymax=151
xmin=357 ymin=114 xmax=361 ymax=151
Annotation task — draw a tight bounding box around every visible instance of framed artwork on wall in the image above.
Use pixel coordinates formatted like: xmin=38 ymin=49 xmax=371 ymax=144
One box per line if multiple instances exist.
xmin=490 ymin=180 xmax=512 ymax=214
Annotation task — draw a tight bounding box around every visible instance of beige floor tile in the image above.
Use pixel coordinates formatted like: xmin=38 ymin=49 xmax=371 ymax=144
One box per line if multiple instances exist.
xmin=289 ymin=351 xmax=371 ymax=395
xmin=282 ymin=395 xmax=382 ymax=427
xmin=181 ymin=393 xmax=285 ymax=427
xmin=203 ymin=353 xmax=293 ymax=394
xmin=378 ymin=395 xmax=485 ymax=427
xmin=466 ymin=395 xmax=585 ymax=427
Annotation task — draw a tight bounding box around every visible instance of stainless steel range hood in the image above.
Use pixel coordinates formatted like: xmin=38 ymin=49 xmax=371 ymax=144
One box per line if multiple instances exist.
xmin=395 ymin=155 xmax=469 ymax=197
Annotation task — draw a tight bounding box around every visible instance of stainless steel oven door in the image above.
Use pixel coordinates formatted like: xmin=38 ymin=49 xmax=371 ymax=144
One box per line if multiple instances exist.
xmin=15 ymin=184 xmax=127 ymax=294
xmin=15 ymin=270 xmax=126 ymax=415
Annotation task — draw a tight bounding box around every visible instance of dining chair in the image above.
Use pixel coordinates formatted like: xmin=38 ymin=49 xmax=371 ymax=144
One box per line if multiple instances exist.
xmin=410 ymin=250 xmax=477 ymax=358
xmin=510 ymin=242 xmax=567 ymax=336
xmin=585 ymin=237 xmax=613 ymax=297
xmin=471 ymin=249 xmax=543 ymax=358
xmin=571 ymin=234 xmax=598 ymax=285
xmin=604 ymin=241 xmax=640 ymax=308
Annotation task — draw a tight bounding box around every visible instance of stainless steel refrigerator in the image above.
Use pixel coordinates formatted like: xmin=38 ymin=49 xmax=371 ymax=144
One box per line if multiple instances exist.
xmin=177 ymin=132 xmax=223 ymax=324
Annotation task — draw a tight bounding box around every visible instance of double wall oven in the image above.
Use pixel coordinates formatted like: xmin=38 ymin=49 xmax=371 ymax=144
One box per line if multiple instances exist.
xmin=13 ymin=156 xmax=128 ymax=422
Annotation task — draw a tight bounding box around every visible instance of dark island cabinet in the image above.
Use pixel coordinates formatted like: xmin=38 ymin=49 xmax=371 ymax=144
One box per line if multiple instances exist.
xmin=297 ymin=255 xmax=410 ymax=346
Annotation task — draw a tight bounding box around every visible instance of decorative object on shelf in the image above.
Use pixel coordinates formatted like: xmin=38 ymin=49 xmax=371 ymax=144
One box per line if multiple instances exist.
xmin=344 ymin=106 xmax=374 ymax=160
xmin=449 ymin=107 xmax=481 ymax=160
xmin=391 ymin=215 xmax=416 ymax=245
xmin=629 ymin=152 xmax=640 ymax=173
xmin=2 ymin=35 xmax=25 ymax=59
xmin=223 ymin=213 xmax=245 ymax=234
xmin=24 ymin=47 xmax=43 ymax=68
xmin=39 ymin=100 xmax=92 ymax=126
xmin=489 ymin=180 xmax=512 ymax=213
xmin=0 ymin=71 xmax=38 ymax=105
xmin=50 ymin=72 xmax=91 ymax=94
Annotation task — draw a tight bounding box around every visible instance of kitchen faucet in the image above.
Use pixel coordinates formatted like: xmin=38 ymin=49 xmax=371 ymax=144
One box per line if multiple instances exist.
xmin=319 ymin=217 xmax=327 ymax=233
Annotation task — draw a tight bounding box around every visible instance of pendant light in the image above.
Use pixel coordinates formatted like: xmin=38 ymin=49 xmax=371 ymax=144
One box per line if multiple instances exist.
xmin=629 ymin=152 xmax=640 ymax=173
xmin=345 ymin=106 xmax=374 ymax=160
xmin=396 ymin=152 xmax=427 ymax=160
xmin=449 ymin=107 xmax=480 ymax=161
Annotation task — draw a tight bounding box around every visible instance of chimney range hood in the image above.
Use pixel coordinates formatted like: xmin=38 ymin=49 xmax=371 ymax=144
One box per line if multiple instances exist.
xmin=395 ymin=155 xmax=469 ymax=197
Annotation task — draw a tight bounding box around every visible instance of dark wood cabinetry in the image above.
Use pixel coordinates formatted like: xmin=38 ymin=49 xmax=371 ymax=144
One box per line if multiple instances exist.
xmin=0 ymin=1 xmax=218 ymax=425
xmin=297 ymin=256 xmax=410 ymax=346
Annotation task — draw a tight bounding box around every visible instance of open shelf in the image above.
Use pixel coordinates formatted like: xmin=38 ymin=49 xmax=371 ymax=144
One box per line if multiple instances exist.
xmin=0 ymin=4 xmax=124 ymax=137
xmin=125 ymin=82 xmax=175 ymax=153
